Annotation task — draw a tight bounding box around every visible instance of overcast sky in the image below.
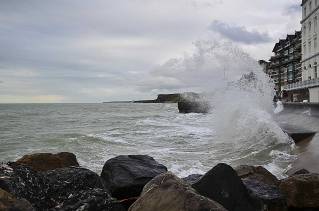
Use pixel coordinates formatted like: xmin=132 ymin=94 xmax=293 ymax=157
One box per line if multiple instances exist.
xmin=0 ymin=0 xmax=301 ymax=103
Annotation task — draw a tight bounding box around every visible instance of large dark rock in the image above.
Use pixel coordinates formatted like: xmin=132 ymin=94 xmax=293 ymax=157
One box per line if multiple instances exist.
xmin=235 ymin=165 xmax=286 ymax=210
xmin=243 ymin=178 xmax=287 ymax=211
xmin=101 ymin=155 xmax=167 ymax=200
xmin=44 ymin=166 xmax=106 ymax=205
xmin=235 ymin=165 xmax=279 ymax=186
xmin=178 ymin=100 xmax=210 ymax=113
xmin=0 ymin=162 xmax=112 ymax=210
xmin=280 ymin=173 xmax=319 ymax=209
xmin=0 ymin=188 xmax=34 ymax=211
xmin=192 ymin=163 xmax=257 ymax=211
xmin=0 ymin=162 xmax=51 ymax=209
xmin=129 ymin=172 xmax=227 ymax=211
xmin=182 ymin=174 xmax=203 ymax=185
xmin=16 ymin=152 xmax=79 ymax=171
xmin=53 ymin=188 xmax=125 ymax=211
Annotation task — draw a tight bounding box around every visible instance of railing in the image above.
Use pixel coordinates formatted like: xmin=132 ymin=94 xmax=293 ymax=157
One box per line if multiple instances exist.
xmin=283 ymin=78 xmax=319 ymax=90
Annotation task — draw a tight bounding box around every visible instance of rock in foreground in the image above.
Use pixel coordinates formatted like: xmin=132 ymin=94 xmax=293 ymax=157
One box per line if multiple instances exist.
xmin=101 ymin=155 xmax=167 ymax=199
xmin=243 ymin=178 xmax=286 ymax=211
xmin=0 ymin=188 xmax=34 ymax=211
xmin=192 ymin=163 xmax=257 ymax=211
xmin=129 ymin=172 xmax=227 ymax=211
xmin=280 ymin=173 xmax=319 ymax=209
xmin=54 ymin=188 xmax=125 ymax=211
xmin=16 ymin=152 xmax=79 ymax=171
xmin=0 ymin=162 xmax=50 ymax=209
xmin=44 ymin=166 xmax=106 ymax=206
xmin=235 ymin=165 xmax=279 ymax=186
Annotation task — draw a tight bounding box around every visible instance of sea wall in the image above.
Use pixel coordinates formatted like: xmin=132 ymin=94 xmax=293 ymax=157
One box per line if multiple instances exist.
xmin=283 ymin=102 xmax=319 ymax=116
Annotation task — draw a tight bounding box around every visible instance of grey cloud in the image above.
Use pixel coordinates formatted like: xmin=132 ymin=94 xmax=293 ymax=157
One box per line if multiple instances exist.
xmin=209 ymin=20 xmax=272 ymax=44
xmin=284 ymin=4 xmax=301 ymax=15
xmin=0 ymin=0 xmax=300 ymax=102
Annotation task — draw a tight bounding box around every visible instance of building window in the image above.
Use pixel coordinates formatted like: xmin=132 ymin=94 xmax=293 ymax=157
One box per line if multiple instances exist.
xmin=304 ymin=43 xmax=307 ymax=54
xmin=316 ymin=0 xmax=318 ymax=7
xmin=303 ymin=25 xmax=306 ymax=36
xmin=304 ymin=7 xmax=307 ymax=17
xmin=310 ymin=1 xmax=312 ymax=11
xmin=309 ymin=41 xmax=312 ymax=53
xmin=315 ymin=62 xmax=318 ymax=78
xmin=309 ymin=21 xmax=312 ymax=33
xmin=289 ymin=47 xmax=294 ymax=53
xmin=315 ymin=16 xmax=318 ymax=31
xmin=315 ymin=37 xmax=318 ymax=49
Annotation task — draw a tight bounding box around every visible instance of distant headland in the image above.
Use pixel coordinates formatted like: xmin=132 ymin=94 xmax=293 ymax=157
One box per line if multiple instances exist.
xmin=103 ymin=92 xmax=200 ymax=104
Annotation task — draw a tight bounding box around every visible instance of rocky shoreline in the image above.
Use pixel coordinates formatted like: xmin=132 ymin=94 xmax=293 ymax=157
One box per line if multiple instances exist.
xmin=1 ymin=152 xmax=318 ymax=211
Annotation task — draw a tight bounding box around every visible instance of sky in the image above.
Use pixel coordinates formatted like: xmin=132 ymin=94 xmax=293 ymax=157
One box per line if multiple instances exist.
xmin=0 ymin=0 xmax=301 ymax=103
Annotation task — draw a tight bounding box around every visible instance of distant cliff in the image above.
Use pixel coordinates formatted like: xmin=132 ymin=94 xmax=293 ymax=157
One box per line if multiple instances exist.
xmin=134 ymin=92 xmax=200 ymax=103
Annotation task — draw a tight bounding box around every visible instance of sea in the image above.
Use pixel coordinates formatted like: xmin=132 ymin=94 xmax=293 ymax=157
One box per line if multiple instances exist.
xmin=1 ymin=102 xmax=318 ymax=178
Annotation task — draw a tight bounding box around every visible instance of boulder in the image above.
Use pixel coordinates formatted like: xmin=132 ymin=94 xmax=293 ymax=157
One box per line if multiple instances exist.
xmin=290 ymin=169 xmax=310 ymax=176
xmin=0 ymin=162 xmax=51 ymax=209
xmin=101 ymin=155 xmax=167 ymax=199
xmin=192 ymin=163 xmax=257 ymax=211
xmin=0 ymin=162 xmax=110 ymax=210
xmin=182 ymin=174 xmax=203 ymax=185
xmin=0 ymin=188 xmax=34 ymax=211
xmin=235 ymin=165 xmax=279 ymax=186
xmin=178 ymin=100 xmax=210 ymax=114
xmin=44 ymin=166 xmax=106 ymax=205
xmin=52 ymin=188 xmax=126 ymax=211
xmin=279 ymin=173 xmax=319 ymax=208
xmin=16 ymin=152 xmax=79 ymax=171
xmin=243 ymin=178 xmax=287 ymax=211
xmin=129 ymin=172 xmax=227 ymax=211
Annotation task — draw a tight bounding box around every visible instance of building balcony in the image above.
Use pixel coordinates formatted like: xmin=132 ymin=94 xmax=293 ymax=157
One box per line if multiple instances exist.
xmin=270 ymin=54 xmax=285 ymax=60
xmin=283 ymin=78 xmax=319 ymax=91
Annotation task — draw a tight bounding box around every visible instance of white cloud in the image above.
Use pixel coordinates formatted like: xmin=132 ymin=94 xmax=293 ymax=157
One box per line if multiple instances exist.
xmin=0 ymin=0 xmax=301 ymax=102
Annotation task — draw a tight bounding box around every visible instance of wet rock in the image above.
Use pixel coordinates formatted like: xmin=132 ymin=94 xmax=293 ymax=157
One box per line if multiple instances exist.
xmin=178 ymin=100 xmax=210 ymax=113
xmin=243 ymin=178 xmax=287 ymax=211
xmin=101 ymin=155 xmax=167 ymax=199
xmin=0 ymin=188 xmax=34 ymax=211
xmin=52 ymin=188 xmax=125 ymax=211
xmin=16 ymin=152 xmax=79 ymax=171
xmin=280 ymin=173 xmax=319 ymax=209
xmin=0 ymin=162 xmax=51 ymax=209
xmin=235 ymin=165 xmax=279 ymax=186
xmin=182 ymin=174 xmax=203 ymax=185
xmin=192 ymin=163 xmax=257 ymax=211
xmin=290 ymin=169 xmax=310 ymax=176
xmin=129 ymin=172 xmax=227 ymax=211
xmin=44 ymin=167 xmax=106 ymax=205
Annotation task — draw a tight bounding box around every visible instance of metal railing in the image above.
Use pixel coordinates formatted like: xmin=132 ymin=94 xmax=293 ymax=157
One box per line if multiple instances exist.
xmin=283 ymin=78 xmax=319 ymax=90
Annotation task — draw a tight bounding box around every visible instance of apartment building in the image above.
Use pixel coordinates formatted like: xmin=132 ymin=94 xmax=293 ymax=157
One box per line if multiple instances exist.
xmin=277 ymin=0 xmax=319 ymax=102
xmin=262 ymin=32 xmax=302 ymax=94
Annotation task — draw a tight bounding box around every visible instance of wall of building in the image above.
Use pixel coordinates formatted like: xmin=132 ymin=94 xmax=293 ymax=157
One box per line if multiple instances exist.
xmin=309 ymin=86 xmax=319 ymax=102
xmin=301 ymin=0 xmax=319 ymax=81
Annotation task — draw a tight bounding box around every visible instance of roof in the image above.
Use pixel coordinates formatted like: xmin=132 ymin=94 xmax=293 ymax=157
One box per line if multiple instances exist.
xmin=272 ymin=31 xmax=301 ymax=52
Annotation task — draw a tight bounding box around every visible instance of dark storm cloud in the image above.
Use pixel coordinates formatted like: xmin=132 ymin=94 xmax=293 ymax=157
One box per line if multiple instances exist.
xmin=209 ymin=20 xmax=272 ymax=44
